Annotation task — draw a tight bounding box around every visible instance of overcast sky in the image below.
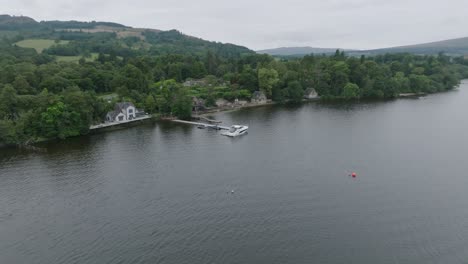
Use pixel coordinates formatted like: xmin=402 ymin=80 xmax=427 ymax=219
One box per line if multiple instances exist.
xmin=2 ymin=0 xmax=468 ymax=50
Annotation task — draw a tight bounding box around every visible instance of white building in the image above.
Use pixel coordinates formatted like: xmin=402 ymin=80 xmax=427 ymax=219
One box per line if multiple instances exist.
xmin=106 ymin=102 xmax=137 ymax=122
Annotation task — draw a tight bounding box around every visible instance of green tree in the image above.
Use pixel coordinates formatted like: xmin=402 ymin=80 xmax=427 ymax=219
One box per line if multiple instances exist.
xmin=0 ymin=85 xmax=19 ymax=120
xmin=287 ymin=81 xmax=304 ymax=103
xmin=152 ymin=79 xmax=190 ymax=117
xmin=171 ymin=90 xmax=192 ymax=120
xmin=13 ymin=75 xmax=34 ymax=95
xmin=330 ymin=61 xmax=350 ymax=95
xmin=40 ymin=75 xmax=72 ymax=93
xmin=144 ymin=94 xmax=156 ymax=113
xmin=239 ymin=65 xmax=258 ymax=91
xmin=272 ymin=85 xmax=287 ymax=103
xmin=40 ymin=102 xmax=82 ymax=139
xmin=0 ymin=119 xmax=19 ymax=144
xmin=409 ymin=74 xmax=432 ymax=93
xmin=258 ymin=68 xmax=279 ymax=97
xmin=204 ymin=75 xmax=218 ymax=87
xmin=342 ymin=82 xmax=360 ymax=99
xmin=112 ymin=64 xmax=149 ymax=93
xmin=393 ymin=72 xmax=410 ymax=93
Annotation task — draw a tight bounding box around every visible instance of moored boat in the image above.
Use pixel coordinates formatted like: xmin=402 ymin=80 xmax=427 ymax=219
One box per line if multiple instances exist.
xmin=221 ymin=125 xmax=248 ymax=137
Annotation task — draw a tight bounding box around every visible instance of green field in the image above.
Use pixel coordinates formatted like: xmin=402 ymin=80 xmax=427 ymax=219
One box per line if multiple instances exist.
xmin=56 ymin=53 xmax=99 ymax=63
xmin=14 ymin=39 xmax=69 ymax=53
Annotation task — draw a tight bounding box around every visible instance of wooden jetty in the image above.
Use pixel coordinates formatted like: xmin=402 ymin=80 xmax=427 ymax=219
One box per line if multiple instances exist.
xmin=192 ymin=116 xmax=222 ymax=124
xmin=172 ymin=119 xmax=230 ymax=130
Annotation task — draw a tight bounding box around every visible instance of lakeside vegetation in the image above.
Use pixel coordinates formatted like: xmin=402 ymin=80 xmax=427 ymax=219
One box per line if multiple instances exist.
xmin=1 ymin=15 xmax=468 ymax=146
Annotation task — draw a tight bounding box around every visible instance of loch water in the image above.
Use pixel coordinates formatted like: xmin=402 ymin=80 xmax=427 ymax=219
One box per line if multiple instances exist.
xmin=1 ymin=81 xmax=468 ymax=264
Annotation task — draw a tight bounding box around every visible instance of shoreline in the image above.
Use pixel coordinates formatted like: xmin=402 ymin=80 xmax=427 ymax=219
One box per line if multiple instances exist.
xmin=192 ymin=97 xmax=325 ymax=117
xmin=0 ymin=88 xmax=461 ymax=149
xmin=0 ymin=115 xmax=157 ymax=150
xmin=89 ymin=115 xmax=153 ymax=130
xmin=398 ymin=92 xmax=426 ymax=98
xmin=193 ymin=100 xmax=279 ymax=117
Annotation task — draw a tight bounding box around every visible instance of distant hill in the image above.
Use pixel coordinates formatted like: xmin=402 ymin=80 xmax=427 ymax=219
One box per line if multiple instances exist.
xmin=352 ymin=36 xmax=468 ymax=56
xmin=0 ymin=15 xmax=128 ymax=30
xmin=257 ymin=47 xmax=352 ymax=56
xmin=0 ymin=14 xmax=253 ymax=58
xmin=258 ymin=37 xmax=468 ymax=57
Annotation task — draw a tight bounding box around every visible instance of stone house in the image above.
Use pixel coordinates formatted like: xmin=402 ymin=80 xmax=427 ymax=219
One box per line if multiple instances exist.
xmin=106 ymin=102 xmax=137 ymax=122
xmin=251 ymin=91 xmax=267 ymax=104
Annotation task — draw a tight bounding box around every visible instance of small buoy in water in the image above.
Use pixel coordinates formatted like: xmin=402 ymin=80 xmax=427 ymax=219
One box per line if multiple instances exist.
xmin=231 ymin=190 xmax=235 ymax=194
xmin=351 ymin=172 xmax=357 ymax=178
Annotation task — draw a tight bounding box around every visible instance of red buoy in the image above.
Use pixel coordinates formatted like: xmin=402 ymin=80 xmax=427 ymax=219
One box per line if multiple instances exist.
xmin=351 ymin=172 xmax=357 ymax=178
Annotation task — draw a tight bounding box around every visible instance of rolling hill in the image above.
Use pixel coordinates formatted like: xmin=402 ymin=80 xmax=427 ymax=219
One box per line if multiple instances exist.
xmin=258 ymin=37 xmax=468 ymax=57
xmin=3 ymin=14 xmax=467 ymax=59
xmin=0 ymin=14 xmax=38 ymax=30
xmin=0 ymin=14 xmax=254 ymax=59
xmin=353 ymin=36 xmax=468 ymax=56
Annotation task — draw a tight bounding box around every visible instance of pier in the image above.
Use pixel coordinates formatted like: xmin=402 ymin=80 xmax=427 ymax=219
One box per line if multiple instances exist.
xmin=172 ymin=119 xmax=230 ymax=130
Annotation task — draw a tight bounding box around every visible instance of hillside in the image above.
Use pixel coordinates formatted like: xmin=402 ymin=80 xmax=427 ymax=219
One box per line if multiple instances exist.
xmin=0 ymin=15 xmax=38 ymax=30
xmin=0 ymin=14 xmax=253 ymax=59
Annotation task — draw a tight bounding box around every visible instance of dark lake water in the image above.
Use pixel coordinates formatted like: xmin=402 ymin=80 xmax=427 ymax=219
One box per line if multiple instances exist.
xmin=2 ymin=81 xmax=468 ymax=264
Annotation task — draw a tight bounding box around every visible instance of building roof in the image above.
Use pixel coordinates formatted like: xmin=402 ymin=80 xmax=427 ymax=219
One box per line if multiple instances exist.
xmin=115 ymin=102 xmax=135 ymax=112
xmin=107 ymin=110 xmax=121 ymax=120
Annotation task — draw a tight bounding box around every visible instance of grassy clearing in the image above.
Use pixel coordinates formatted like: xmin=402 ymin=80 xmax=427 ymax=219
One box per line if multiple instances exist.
xmin=55 ymin=53 xmax=99 ymax=63
xmin=14 ymin=39 xmax=69 ymax=53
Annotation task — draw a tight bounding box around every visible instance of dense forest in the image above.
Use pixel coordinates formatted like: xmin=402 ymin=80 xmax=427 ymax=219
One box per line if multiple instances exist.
xmin=1 ymin=15 xmax=468 ymax=146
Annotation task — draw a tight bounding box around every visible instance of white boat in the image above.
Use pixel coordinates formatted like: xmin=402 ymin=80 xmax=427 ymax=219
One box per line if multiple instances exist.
xmin=221 ymin=125 xmax=249 ymax=137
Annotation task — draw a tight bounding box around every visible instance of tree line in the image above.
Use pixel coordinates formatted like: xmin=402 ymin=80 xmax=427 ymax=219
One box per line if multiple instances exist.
xmin=1 ymin=36 xmax=468 ymax=145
